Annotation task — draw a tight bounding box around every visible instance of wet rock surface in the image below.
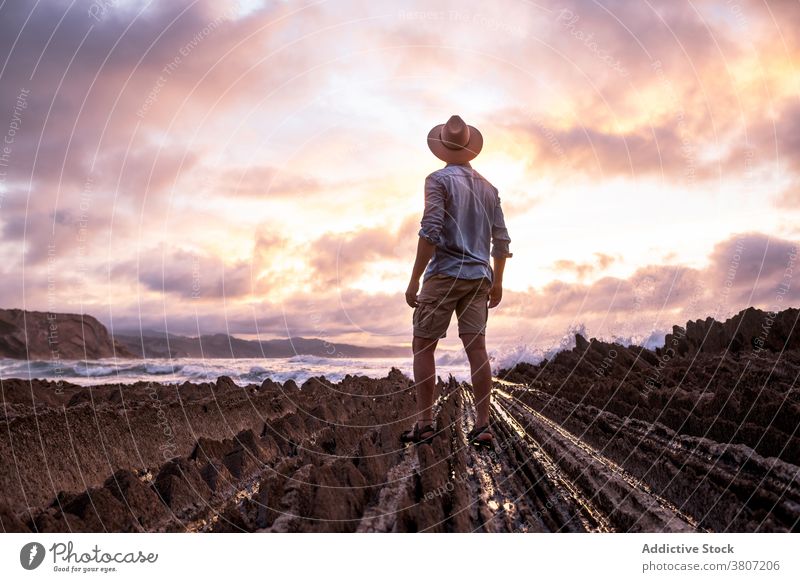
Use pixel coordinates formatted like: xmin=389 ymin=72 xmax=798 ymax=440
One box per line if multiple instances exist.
xmin=499 ymin=307 xmax=800 ymax=532
xmin=1 ymin=307 xmax=798 ymax=532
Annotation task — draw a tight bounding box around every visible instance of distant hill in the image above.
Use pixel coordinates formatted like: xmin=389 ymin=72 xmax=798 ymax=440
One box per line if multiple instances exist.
xmin=0 ymin=308 xmax=135 ymax=359
xmin=0 ymin=308 xmax=407 ymax=359
xmin=114 ymin=331 xmax=407 ymax=359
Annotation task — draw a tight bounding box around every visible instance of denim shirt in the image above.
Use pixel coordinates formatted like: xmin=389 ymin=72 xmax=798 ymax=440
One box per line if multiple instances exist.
xmin=418 ymin=162 xmax=512 ymax=283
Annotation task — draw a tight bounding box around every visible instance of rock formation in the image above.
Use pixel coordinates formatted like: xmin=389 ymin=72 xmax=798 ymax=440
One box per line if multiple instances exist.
xmin=0 ymin=308 xmax=134 ymax=359
xmin=1 ymin=306 xmax=798 ymax=533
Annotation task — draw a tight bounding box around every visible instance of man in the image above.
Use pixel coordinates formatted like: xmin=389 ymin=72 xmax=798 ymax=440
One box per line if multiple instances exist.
xmin=402 ymin=115 xmax=512 ymax=449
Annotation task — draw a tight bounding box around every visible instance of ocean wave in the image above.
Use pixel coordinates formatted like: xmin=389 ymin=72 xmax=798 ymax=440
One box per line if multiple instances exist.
xmin=178 ymin=364 xmax=220 ymax=380
xmin=144 ymin=363 xmax=181 ymax=375
xmin=287 ymin=355 xmax=337 ymax=365
xmin=294 ymin=353 xmax=396 ymax=365
xmin=0 ymin=360 xmax=46 ymax=376
xmin=491 ymin=344 xmax=544 ymax=371
xmin=490 ymin=323 xmax=593 ymax=371
xmin=240 ymin=366 xmax=274 ymax=382
xmin=1 ymin=349 xmax=546 ymax=386
xmin=435 ymin=352 xmax=468 ymax=366
xmin=73 ymin=362 xmax=118 ymax=377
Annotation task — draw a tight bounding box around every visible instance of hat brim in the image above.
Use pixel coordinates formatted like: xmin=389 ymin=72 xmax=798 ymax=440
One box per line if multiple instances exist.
xmin=427 ymin=123 xmax=483 ymax=163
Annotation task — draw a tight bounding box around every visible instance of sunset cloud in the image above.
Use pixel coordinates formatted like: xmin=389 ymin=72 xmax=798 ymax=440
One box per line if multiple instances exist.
xmin=0 ymin=0 xmax=797 ymax=354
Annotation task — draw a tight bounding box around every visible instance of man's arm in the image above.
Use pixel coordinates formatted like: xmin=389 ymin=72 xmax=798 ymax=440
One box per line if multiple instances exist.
xmin=489 ymin=191 xmax=512 ymax=308
xmin=406 ymin=176 xmax=446 ymax=308
xmin=410 ymin=236 xmax=436 ymax=283
xmin=490 ymin=190 xmax=512 ymax=259
xmin=405 ymin=237 xmax=435 ymax=307
xmin=488 ymin=256 xmax=506 ymax=308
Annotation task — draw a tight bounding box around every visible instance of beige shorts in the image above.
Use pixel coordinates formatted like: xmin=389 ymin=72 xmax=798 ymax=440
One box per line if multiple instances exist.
xmin=412 ymin=274 xmax=492 ymax=339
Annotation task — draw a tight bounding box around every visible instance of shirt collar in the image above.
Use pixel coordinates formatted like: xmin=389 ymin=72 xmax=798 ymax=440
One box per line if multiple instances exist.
xmin=445 ymin=161 xmax=472 ymax=168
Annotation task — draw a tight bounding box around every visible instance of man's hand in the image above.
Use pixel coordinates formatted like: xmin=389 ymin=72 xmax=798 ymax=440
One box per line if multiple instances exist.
xmin=408 ymin=238 xmax=435 ymax=307
xmin=488 ymin=282 xmax=503 ymax=308
xmin=405 ymin=279 xmax=420 ymax=308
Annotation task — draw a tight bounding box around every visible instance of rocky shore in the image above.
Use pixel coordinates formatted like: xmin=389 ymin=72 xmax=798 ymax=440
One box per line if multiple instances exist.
xmin=0 ymin=306 xmax=798 ymax=532
xmin=0 ymin=308 xmax=134 ymax=359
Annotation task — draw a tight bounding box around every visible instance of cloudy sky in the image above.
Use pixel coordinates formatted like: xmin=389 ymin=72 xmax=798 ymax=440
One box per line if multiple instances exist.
xmin=0 ymin=0 xmax=798 ymax=356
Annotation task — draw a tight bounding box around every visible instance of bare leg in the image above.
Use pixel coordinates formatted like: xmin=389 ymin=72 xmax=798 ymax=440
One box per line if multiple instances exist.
xmin=412 ymin=335 xmax=438 ymax=424
xmin=461 ymin=333 xmax=492 ymax=429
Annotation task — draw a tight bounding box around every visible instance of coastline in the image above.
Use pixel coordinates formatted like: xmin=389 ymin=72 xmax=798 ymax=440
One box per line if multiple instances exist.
xmin=2 ymin=323 xmax=798 ymax=532
xmin=0 ymin=355 xmax=472 ymax=387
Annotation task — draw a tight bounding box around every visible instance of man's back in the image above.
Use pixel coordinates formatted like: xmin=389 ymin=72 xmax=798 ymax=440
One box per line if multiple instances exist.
xmin=419 ymin=162 xmax=512 ymax=283
xmin=404 ymin=114 xmax=512 ymax=450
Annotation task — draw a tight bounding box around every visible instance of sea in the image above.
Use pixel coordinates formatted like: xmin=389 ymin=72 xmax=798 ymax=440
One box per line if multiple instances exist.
xmin=0 ymin=355 xmax=475 ymax=387
xmin=0 ymin=327 xmax=663 ymax=387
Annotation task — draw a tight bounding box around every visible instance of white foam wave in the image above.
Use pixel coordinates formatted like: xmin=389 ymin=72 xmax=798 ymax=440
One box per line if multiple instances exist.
xmin=3 ymin=328 xmax=638 ymax=387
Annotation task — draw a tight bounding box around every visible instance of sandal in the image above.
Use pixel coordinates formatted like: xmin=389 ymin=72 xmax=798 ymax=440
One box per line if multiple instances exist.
xmin=400 ymin=421 xmax=435 ymax=445
xmin=467 ymin=424 xmax=495 ymax=450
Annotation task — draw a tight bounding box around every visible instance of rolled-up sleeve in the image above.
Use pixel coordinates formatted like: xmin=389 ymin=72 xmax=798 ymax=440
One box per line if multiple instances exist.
xmin=491 ymin=191 xmax=513 ymax=259
xmin=419 ymin=175 xmax=446 ymax=245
